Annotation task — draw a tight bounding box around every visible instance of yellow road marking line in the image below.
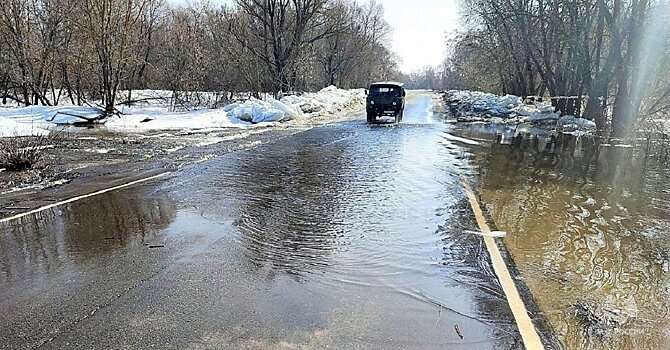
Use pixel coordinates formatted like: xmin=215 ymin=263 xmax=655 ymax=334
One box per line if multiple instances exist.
xmin=0 ymin=172 xmax=171 ymax=225
xmin=461 ymin=176 xmax=544 ymax=350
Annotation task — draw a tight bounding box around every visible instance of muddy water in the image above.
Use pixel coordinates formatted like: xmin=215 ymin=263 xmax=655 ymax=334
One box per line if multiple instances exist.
xmin=451 ymin=123 xmax=670 ymax=349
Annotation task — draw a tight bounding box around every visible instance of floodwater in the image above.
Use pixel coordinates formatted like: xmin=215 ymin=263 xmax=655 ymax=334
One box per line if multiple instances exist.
xmin=0 ymin=93 xmax=533 ymax=349
xmin=450 ymin=123 xmax=670 ymax=349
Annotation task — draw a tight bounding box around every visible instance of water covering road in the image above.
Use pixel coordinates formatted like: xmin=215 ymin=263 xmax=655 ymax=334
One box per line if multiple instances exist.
xmin=0 ymin=92 xmax=536 ymax=349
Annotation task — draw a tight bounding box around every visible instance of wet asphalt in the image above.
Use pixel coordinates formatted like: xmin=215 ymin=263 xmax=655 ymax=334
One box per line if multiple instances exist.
xmin=1 ymin=92 xmax=529 ymax=349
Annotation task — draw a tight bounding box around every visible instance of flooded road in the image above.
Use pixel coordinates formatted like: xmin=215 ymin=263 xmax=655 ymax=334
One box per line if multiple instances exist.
xmin=0 ymin=93 xmax=536 ymax=349
xmin=451 ymin=124 xmax=670 ymax=349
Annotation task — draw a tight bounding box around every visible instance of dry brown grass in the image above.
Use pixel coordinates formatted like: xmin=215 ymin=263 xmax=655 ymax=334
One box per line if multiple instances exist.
xmin=0 ymin=131 xmax=61 ymax=171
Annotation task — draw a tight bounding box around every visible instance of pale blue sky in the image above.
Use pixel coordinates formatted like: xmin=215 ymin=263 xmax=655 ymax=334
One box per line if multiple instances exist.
xmin=170 ymin=0 xmax=461 ymax=72
xmin=372 ymin=0 xmax=460 ymax=72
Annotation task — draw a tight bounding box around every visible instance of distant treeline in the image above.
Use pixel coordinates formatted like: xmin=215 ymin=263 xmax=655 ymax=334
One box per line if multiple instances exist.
xmin=0 ymin=0 xmax=397 ymax=115
xmin=450 ymin=0 xmax=670 ymax=136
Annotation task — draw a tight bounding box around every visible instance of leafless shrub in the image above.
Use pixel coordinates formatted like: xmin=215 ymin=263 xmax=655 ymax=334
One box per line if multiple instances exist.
xmin=574 ymin=300 xmax=628 ymax=339
xmin=0 ymin=131 xmax=62 ymax=171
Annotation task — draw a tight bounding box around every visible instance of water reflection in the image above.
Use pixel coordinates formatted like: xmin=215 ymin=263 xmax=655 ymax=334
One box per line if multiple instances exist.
xmin=0 ymin=189 xmax=176 ymax=288
xmin=452 ymin=124 xmax=670 ymax=349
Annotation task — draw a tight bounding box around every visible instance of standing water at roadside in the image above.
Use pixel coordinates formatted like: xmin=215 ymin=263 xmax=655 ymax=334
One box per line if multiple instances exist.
xmin=451 ymin=123 xmax=670 ymax=349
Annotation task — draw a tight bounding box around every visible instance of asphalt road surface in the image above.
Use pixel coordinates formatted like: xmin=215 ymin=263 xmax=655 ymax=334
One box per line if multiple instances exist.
xmin=1 ymin=92 xmax=541 ymax=349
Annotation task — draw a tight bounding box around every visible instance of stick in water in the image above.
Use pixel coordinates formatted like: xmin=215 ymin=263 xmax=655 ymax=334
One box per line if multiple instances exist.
xmin=465 ymin=230 xmax=507 ymax=238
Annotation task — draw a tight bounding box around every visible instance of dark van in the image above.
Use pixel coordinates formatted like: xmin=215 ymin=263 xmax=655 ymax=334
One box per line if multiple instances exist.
xmin=365 ymin=82 xmax=406 ymax=124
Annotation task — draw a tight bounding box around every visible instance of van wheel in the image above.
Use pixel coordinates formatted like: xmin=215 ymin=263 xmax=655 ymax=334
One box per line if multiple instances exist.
xmin=394 ymin=113 xmax=401 ymax=124
xmin=367 ymin=113 xmax=375 ymax=124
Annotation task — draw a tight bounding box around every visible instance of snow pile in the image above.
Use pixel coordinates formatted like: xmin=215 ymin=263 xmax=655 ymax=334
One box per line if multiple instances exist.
xmin=105 ymin=108 xmax=249 ymax=132
xmin=281 ymin=86 xmax=364 ymax=116
xmin=442 ymin=90 xmax=594 ymax=132
xmin=116 ymin=93 xmax=313 ymax=130
xmin=444 ymin=90 xmax=553 ymax=121
xmin=527 ymin=106 xmax=560 ymax=123
xmin=224 ymin=98 xmax=305 ymax=124
xmin=113 ymin=98 xmax=300 ymax=131
xmin=558 ymin=116 xmax=596 ymax=131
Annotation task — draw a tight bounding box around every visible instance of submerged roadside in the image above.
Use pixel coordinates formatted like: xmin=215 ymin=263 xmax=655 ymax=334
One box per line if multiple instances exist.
xmin=438 ymin=92 xmax=670 ymax=349
xmin=0 ymin=102 xmax=363 ymax=219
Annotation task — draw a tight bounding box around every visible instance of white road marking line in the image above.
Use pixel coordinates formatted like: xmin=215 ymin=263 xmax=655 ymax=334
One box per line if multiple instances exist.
xmin=0 ymin=172 xmax=171 ymax=225
xmin=461 ymin=176 xmax=544 ymax=350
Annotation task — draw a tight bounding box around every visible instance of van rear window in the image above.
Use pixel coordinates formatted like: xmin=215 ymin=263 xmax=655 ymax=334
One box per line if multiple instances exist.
xmin=371 ymin=87 xmax=400 ymax=95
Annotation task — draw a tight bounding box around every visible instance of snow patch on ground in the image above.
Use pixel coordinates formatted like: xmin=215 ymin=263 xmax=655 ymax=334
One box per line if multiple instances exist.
xmin=0 ymin=86 xmax=364 ymax=137
xmin=82 ymin=148 xmax=115 ymax=154
xmin=19 ymin=145 xmax=55 ymax=152
xmin=0 ymin=117 xmax=49 ymax=137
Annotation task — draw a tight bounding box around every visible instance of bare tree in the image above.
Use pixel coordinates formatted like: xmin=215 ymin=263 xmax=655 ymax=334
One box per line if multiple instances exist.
xmin=0 ymin=0 xmax=400 ymax=112
xmin=227 ymin=0 xmax=341 ymax=93
xmin=75 ymin=0 xmax=150 ymax=116
xmin=313 ymin=0 xmax=392 ymax=88
xmin=452 ymin=0 xmax=670 ymax=136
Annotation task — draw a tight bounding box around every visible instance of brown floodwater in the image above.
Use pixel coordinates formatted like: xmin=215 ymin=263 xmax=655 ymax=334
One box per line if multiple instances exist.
xmin=451 ymin=123 xmax=670 ymax=349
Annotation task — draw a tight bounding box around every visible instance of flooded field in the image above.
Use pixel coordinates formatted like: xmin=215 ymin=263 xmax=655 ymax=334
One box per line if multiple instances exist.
xmin=451 ymin=123 xmax=670 ymax=349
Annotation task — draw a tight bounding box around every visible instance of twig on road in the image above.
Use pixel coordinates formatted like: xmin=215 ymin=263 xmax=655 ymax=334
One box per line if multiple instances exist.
xmin=454 ymin=323 xmax=464 ymax=339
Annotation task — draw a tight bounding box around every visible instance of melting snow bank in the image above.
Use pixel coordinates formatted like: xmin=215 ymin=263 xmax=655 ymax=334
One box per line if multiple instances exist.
xmin=442 ymin=90 xmax=596 ymax=133
xmin=105 ymin=108 xmax=250 ymax=131
xmin=0 ymin=106 xmax=103 ymax=136
xmin=0 ymin=116 xmax=49 ymax=137
xmin=0 ymin=86 xmax=364 ymax=137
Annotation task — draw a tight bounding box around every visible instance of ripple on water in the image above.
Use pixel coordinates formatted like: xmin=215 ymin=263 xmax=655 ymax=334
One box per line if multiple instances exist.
xmin=450 ymin=124 xmax=670 ymax=348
